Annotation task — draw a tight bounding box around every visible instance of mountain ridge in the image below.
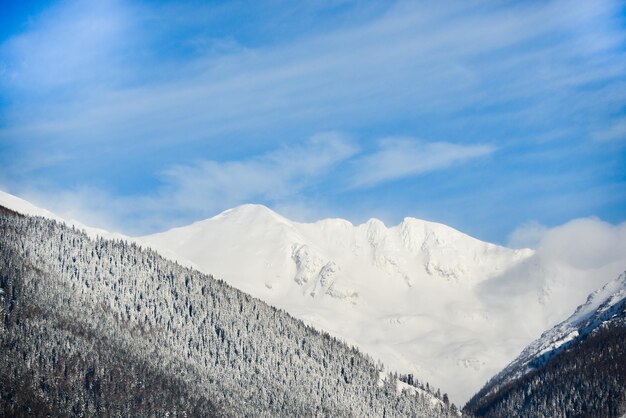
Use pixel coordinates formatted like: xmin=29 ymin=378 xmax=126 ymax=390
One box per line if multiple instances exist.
xmin=136 ymin=200 xmax=542 ymax=404
xmin=0 ymin=204 xmax=461 ymax=416
xmin=465 ymin=271 xmax=626 ymax=417
xmin=1 ymin=190 xmax=623 ymax=405
xmin=482 ymin=271 xmax=626 ymax=391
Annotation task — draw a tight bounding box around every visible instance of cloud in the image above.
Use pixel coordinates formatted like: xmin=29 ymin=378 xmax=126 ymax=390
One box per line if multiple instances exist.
xmin=1 ymin=0 xmax=624 ymax=153
xmin=536 ymin=218 xmax=626 ymax=270
xmin=18 ymin=185 xmax=134 ymax=234
xmin=509 ymin=217 xmax=626 ymax=270
xmin=593 ymin=117 xmax=626 ymax=142
xmin=1 ymin=0 xmax=625 ymax=241
xmin=160 ymin=132 xmax=357 ymax=212
xmin=485 ymin=217 xmax=626 ymax=318
xmin=507 ymin=221 xmax=549 ymax=249
xmin=14 ymin=132 xmax=496 ymax=234
xmin=0 ymin=0 xmax=132 ymax=93
xmin=349 ymin=138 xmax=494 ymax=188
xmin=16 ymin=133 xmax=358 ymax=234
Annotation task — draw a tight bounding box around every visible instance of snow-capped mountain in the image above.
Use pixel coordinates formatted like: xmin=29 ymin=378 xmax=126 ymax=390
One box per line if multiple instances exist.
xmin=141 ymin=204 xmax=532 ymax=297
xmin=139 ymin=204 xmax=624 ymax=404
xmin=465 ymin=271 xmax=626 ymax=417
xmin=1 ymin=190 xmax=623 ymax=404
xmin=482 ymin=271 xmax=626 ymax=389
xmin=0 ymin=205 xmax=460 ymax=417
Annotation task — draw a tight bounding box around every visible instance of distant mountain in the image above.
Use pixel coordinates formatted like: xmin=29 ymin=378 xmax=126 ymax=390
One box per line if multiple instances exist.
xmin=2 ymin=190 xmax=624 ymax=404
xmin=139 ymin=203 xmax=623 ymax=403
xmin=464 ymin=272 xmax=626 ymax=417
xmin=139 ymin=204 xmax=535 ymax=402
xmin=0 ymin=190 xmax=124 ymax=240
xmin=0 ymin=205 xmax=460 ymax=417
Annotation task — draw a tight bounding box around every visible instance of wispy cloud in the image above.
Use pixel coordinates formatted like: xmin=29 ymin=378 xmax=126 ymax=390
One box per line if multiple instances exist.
xmin=16 ymin=133 xmax=494 ymax=233
xmin=19 ymin=133 xmax=358 ymax=233
xmin=2 ymin=0 xmax=624 ymax=152
xmin=1 ymin=0 xmax=132 ymax=93
xmin=349 ymin=138 xmax=494 ymax=188
xmin=160 ymin=132 xmax=357 ymax=213
xmin=593 ymin=117 xmax=626 ymax=142
xmin=1 ymin=0 xmax=624 ymax=240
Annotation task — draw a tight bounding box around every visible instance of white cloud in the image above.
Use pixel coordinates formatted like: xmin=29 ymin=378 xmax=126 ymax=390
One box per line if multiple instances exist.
xmin=593 ymin=117 xmax=626 ymax=142
xmin=509 ymin=217 xmax=626 ymax=270
xmin=19 ymin=186 xmax=133 ymax=234
xmin=14 ymin=132 xmax=496 ymax=234
xmin=17 ymin=133 xmax=358 ymax=234
xmin=536 ymin=218 xmax=626 ymax=270
xmin=507 ymin=221 xmax=549 ymax=249
xmin=2 ymin=0 xmax=624 ymax=238
xmin=349 ymin=138 xmax=494 ymax=188
xmin=161 ymin=132 xmax=357 ymax=212
xmin=1 ymin=0 xmax=624 ymax=153
xmin=485 ymin=217 xmax=626 ymax=324
xmin=1 ymin=0 xmax=131 ymax=92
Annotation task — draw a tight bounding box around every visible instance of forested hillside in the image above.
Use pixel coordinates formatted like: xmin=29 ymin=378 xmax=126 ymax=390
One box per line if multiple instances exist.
xmin=464 ymin=273 xmax=626 ymax=418
xmin=0 ymin=206 xmax=458 ymax=417
xmin=465 ymin=325 xmax=626 ymax=418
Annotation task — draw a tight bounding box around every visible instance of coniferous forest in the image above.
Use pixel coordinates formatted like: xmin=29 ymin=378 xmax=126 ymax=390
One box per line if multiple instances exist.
xmin=464 ymin=311 xmax=626 ymax=417
xmin=0 ymin=205 xmax=458 ymax=417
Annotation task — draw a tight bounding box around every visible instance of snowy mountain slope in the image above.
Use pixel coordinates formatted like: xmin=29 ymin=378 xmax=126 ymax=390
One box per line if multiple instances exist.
xmin=481 ymin=271 xmax=626 ymax=390
xmin=0 ymin=190 xmax=63 ymax=221
xmin=2 ymin=190 xmax=623 ymax=404
xmin=139 ymin=204 xmax=625 ymax=404
xmin=0 ymin=190 xmax=195 ymax=267
xmin=465 ymin=271 xmax=626 ymax=417
xmin=0 ymin=206 xmax=461 ymax=417
xmin=0 ymin=190 xmax=122 ymax=240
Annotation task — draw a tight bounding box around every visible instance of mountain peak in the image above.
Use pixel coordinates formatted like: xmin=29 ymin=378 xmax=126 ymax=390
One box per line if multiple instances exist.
xmin=212 ymin=204 xmax=292 ymax=225
xmin=364 ymin=217 xmax=387 ymax=230
xmin=220 ymin=203 xmax=277 ymax=216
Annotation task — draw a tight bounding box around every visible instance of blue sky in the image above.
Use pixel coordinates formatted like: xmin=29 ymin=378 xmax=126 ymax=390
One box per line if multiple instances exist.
xmin=0 ymin=0 xmax=625 ymax=243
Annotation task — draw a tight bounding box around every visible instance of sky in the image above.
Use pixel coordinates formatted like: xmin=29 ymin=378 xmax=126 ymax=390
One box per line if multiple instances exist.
xmin=0 ymin=0 xmax=625 ymax=244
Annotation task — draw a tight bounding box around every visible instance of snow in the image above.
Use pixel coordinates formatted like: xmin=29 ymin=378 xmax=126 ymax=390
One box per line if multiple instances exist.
xmin=488 ymin=271 xmax=626 ymax=389
xmin=0 ymin=190 xmax=64 ymax=222
xmin=0 ymin=190 xmax=124 ymax=241
xmin=2 ymin=190 xmax=624 ymax=405
xmin=377 ymin=372 xmax=447 ymax=409
xmin=396 ymin=380 xmax=443 ymax=407
xmin=138 ymin=203 xmax=624 ymax=404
